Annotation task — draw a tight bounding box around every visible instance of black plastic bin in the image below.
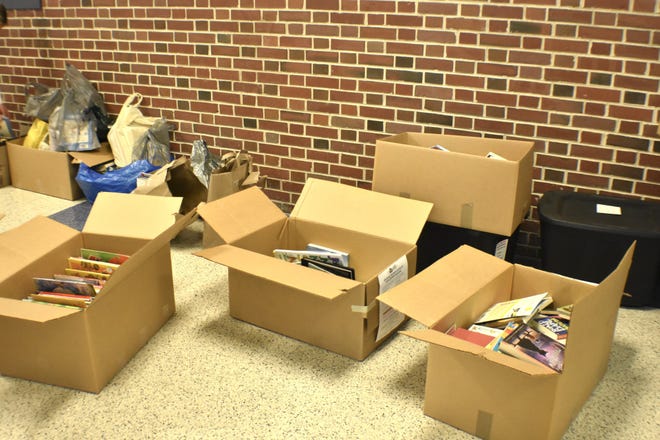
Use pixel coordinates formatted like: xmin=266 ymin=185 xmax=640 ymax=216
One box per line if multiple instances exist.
xmin=416 ymin=221 xmax=519 ymax=273
xmin=538 ymin=190 xmax=660 ymax=307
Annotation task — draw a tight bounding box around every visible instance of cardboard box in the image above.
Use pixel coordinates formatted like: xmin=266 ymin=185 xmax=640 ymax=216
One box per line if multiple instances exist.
xmin=0 ymin=192 xmax=196 ymax=393
xmin=196 ymin=178 xmax=432 ymax=360
xmin=0 ymin=141 xmax=10 ymax=188
xmin=379 ymin=244 xmax=634 ymax=440
xmin=133 ymin=156 xmax=208 ymax=214
xmin=6 ymin=137 xmax=114 ymax=200
xmin=133 ymin=156 xmax=266 ymax=247
xmin=373 ymin=132 xmax=535 ymax=236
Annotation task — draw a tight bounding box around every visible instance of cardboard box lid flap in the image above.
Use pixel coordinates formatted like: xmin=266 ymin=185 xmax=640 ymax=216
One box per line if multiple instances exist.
xmin=83 ymin=192 xmax=183 ymax=240
xmin=379 ymin=245 xmax=511 ymax=327
xmin=99 ymin=207 xmax=197 ymax=292
xmin=68 ymin=143 xmax=115 ymax=167
xmin=196 ymin=244 xmax=362 ymax=300
xmin=291 ymin=178 xmax=433 ymax=244
xmin=0 ymin=297 xmax=80 ymax=322
xmin=198 ymin=186 xmax=287 ymax=245
xmin=402 ymin=328 xmax=556 ymax=376
xmin=0 ymin=217 xmax=79 ymax=282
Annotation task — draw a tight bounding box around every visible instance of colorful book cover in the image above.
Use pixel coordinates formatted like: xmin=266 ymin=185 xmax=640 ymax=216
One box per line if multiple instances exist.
xmin=68 ymin=257 xmax=120 ymax=275
xmin=273 ymin=249 xmax=347 ymax=267
xmin=531 ymin=316 xmax=569 ymax=343
xmin=80 ymin=248 xmax=129 ymax=265
xmin=33 ymin=277 xmax=97 ymax=296
xmin=64 ymin=268 xmax=111 ymax=281
xmin=500 ymin=323 xmax=565 ymax=373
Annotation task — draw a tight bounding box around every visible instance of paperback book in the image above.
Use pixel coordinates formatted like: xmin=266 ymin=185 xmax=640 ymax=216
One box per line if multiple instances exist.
xmin=499 ymin=323 xmax=565 ymax=373
xmin=474 ymin=292 xmax=553 ymax=328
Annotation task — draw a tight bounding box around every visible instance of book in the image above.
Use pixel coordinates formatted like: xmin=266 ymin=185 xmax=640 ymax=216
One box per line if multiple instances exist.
xmin=541 ymin=304 xmax=573 ymax=321
xmin=499 ymin=323 xmax=565 ymax=373
xmin=468 ymin=324 xmax=505 ymax=339
xmin=80 ymin=248 xmax=129 ymax=265
xmin=301 ymin=257 xmax=355 ymax=280
xmin=474 ymin=292 xmax=553 ymax=328
xmin=64 ymin=268 xmax=111 ymax=281
xmin=29 ymin=292 xmax=90 ymax=309
xmin=22 ymin=297 xmax=83 ymax=310
xmin=273 ymin=249 xmax=348 ymax=267
xmin=33 ymin=277 xmax=97 ymax=297
xmin=68 ymin=257 xmax=120 ymax=274
xmin=305 ymin=243 xmax=350 ymax=267
xmin=484 ymin=321 xmax=518 ymax=351
xmin=531 ymin=316 xmax=569 ymax=344
xmin=448 ymin=327 xmax=495 ymax=347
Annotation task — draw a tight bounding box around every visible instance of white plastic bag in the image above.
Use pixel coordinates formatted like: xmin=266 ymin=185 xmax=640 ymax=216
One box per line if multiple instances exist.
xmin=107 ymin=93 xmax=159 ymax=167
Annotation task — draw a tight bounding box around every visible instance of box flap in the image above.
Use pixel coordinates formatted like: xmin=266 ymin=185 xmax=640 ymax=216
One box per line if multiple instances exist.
xmin=0 ymin=216 xmax=79 ymax=283
xmin=83 ymin=192 xmax=183 ymax=240
xmin=68 ymin=143 xmax=115 ymax=167
xmin=378 ymin=245 xmax=511 ymax=327
xmin=197 ymin=186 xmax=287 ymax=245
xmin=291 ymin=178 xmax=432 ymax=244
xmin=196 ymin=244 xmax=362 ymax=301
xmin=0 ymin=297 xmax=80 ymax=322
xmin=402 ymin=328 xmax=556 ymax=375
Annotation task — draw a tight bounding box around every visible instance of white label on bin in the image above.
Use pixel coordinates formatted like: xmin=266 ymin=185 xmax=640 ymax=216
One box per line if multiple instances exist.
xmin=596 ymin=204 xmax=622 ymax=215
xmin=494 ymin=239 xmax=509 ymax=260
xmin=376 ymin=255 xmax=408 ymax=342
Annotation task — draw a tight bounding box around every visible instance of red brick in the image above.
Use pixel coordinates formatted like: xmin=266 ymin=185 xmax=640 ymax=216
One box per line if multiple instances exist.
xmin=615 ymin=43 xmax=660 ymax=60
xmin=576 ymin=86 xmax=621 ymax=103
xmin=616 ymin=14 xmax=660 ymax=30
xmin=567 ymin=173 xmax=610 ymax=189
xmin=548 ymin=9 xmax=593 ymax=24
xmin=536 ymin=154 xmax=578 ymax=170
xmin=446 ymin=18 xmax=487 ymax=31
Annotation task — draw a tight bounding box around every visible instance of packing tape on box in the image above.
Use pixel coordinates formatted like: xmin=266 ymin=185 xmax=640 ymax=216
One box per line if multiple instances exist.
xmin=476 ymin=410 xmax=493 ymax=439
xmin=461 ymin=202 xmax=474 ymax=229
xmin=351 ymin=300 xmax=377 ymax=316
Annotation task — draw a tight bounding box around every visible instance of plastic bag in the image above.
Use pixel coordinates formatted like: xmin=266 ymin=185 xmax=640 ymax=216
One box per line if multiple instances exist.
xmin=75 ymin=159 xmax=159 ymax=203
xmin=131 ymin=118 xmax=173 ymax=167
xmin=48 ymin=64 xmax=111 ymax=151
xmin=190 ymin=139 xmax=220 ymax=188
xmin=24 ymin=82 xmax=62 ymax=121
xmin=108 ymin=93 xmax=160 ymax=167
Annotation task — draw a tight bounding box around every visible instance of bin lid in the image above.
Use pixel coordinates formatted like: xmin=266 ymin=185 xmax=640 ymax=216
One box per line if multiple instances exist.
xmin=538 ymin=190 xmax=660 ymax=238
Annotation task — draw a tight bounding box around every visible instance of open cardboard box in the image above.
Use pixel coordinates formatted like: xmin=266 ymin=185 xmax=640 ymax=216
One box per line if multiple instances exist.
xmin=379 ymin=244 xmax=634 ymax=440
xmin=133 ymin=156 xmax=265 ymax=246
xmin=6 ymin=137 xmax=114 ymax=200
xmin=0 ymin=192 xmax=196 ymax=393
xmin=196 ymin=178 xmax=432 ymax=360
xmin=373 ymin=132 xmax=534 ymax=237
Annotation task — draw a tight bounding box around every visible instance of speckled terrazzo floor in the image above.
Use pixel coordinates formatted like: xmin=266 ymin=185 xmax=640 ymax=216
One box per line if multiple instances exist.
xmin=1 ymin=185 xmax=659 ymax=440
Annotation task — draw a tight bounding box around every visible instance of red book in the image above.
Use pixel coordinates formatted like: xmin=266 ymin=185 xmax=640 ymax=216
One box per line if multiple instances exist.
xmin=449 ymin=327 xmax=495 ymax=347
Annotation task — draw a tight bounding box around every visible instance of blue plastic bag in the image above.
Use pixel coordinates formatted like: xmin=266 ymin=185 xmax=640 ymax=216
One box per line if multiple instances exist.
xmin=75 ymin=160 xmax=159 ymax=203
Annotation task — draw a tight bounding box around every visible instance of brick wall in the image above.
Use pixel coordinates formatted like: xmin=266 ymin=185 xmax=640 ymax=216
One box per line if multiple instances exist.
xmin=0 ymin=0 xmax=658 ymax=265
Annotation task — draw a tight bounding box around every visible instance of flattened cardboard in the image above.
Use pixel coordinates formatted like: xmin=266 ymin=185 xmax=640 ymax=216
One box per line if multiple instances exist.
xmin=379 ymin=244 xmax=634 ymax=440
xmin=373 ymin=132 xmax=534 ymax=236
xmin=6 ymin=137 xmax=114 ymax=200
xmin=0 ymin=193 xmax=194 ymax=393
xmin=197 ymin=178 xmax=432 ymax=360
